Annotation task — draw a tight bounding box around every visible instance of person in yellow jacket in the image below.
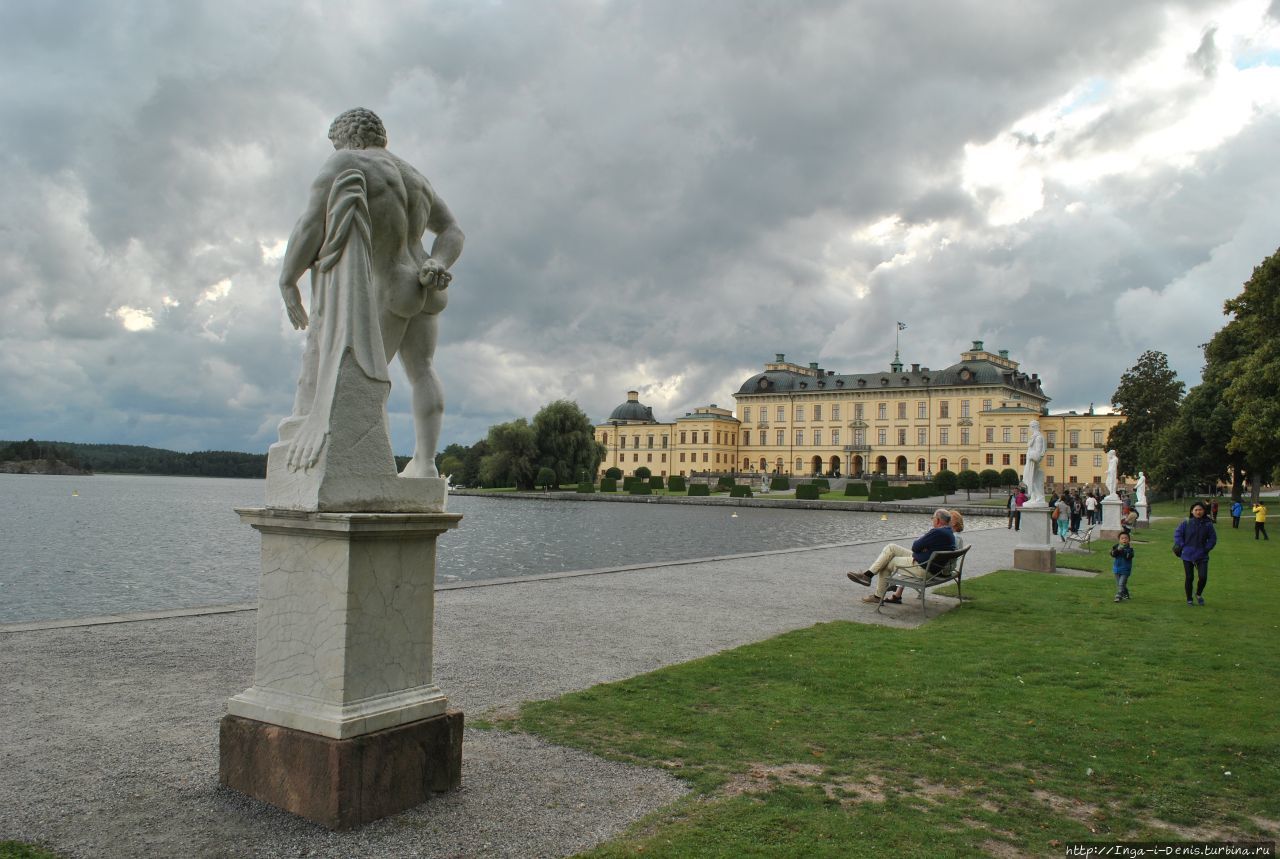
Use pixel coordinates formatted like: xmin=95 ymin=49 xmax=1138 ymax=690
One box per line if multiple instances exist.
xmin=1254 ymin=502 xmax=1269 ymax=541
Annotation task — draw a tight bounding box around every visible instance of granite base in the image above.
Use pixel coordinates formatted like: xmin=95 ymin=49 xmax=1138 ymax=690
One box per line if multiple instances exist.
xmin=1013 ymin=547 xmax=1057 ymax=572
xmin=219 ymin=710 xmax=463 ymax=830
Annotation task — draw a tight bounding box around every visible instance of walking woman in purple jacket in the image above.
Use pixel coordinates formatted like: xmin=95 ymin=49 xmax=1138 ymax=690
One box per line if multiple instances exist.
xmin=1174 ymin=501 xmax=1218 ymax=606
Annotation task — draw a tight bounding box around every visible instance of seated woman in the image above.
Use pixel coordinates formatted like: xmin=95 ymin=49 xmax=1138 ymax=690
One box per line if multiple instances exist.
xmin=883 ymin=510 xmax=965 ymax=604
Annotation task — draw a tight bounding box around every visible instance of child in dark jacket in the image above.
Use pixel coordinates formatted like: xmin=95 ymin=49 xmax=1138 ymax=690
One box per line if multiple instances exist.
xmin=1110 ymin=532 xmax=1134 ymax=602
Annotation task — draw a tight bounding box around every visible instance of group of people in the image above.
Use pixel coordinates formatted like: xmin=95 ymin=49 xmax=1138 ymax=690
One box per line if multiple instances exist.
xmin=845 ymin=508 xmax=964 ymax=604
xmin=1226 ymin=499 xmax=1270 ymax=539
xmin=1005 ymin=487 xmax=1112 ymax=537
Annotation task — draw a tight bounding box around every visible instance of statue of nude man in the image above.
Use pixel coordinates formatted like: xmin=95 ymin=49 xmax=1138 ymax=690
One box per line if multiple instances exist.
xmin=277 ymin=108 xmax=464 ymax=476
xmin=1022 ymin=419 xmax=1047 ymax=506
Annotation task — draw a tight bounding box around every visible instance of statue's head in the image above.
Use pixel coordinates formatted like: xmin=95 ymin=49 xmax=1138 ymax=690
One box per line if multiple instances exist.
xmin=1029 ymin=420 xmax=1039 ymax=431
xmin=328 ymin=108 xmax=388 ymax=150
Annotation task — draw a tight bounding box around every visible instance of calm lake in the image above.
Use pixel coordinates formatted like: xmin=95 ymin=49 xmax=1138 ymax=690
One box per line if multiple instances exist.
xmin=0 ymin=472 xmax=970 ymax=624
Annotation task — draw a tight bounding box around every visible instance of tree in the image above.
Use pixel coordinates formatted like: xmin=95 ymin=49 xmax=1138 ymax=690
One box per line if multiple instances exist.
xmin=956 ymin=469 xmax=980 ymax=500
xmin=479 ymin=419 xmax=538 ymax=489
xmin=1219 ymin=246 xmax=1280 ymax=502
xmin=635 ymin=465 xmax=652 ymax=480
xmin=934 ymin=469 xmax=957 ymax=501
xmin=1106 ymin=350 xmax=1185 ymax=480
xmin=605 ymin=466 xmax=623 ymax=480
xmin=1000 ymin=468 xmax=1020 ymax=488
xmin=535 ymin=467 xmax=557 ymax=490
xmin=1150 ymin=382 xmax=1233 ymax=497
xmin=532 ymin=400 xmax=606 ymax=489
xmin=979 ymin=469 xmax=1002 ymax=497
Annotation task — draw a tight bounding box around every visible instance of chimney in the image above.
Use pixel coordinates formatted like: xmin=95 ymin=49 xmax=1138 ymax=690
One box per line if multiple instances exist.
xmin=626 ymin=390 xmax=639 ymax=402
xmin=999 ymin=349 xmax=1009 ymax=359
xmin=972 ymin=340 xmax=984 ymax=351
xmin=776 ymin=353 xmax=786 ymax=362
xmin=911 ymin=363 xmax=920 ymax=373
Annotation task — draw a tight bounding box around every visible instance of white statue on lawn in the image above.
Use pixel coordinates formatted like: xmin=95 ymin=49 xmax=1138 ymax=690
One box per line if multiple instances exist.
xmin=1134 ymin=471 xmax=1146 ymax=506
xmin=1104 ymin=449 xmax=1120 ymax=499
xmin=1022 ymin=419 xmax=1047 ymax=506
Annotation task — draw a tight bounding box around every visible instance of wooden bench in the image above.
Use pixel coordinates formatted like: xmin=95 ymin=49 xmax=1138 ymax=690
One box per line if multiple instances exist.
xmin=873 ymin=546 xmax=971 ymax=617
xmin=1063 ymin=524 xmax=1095 ymax=551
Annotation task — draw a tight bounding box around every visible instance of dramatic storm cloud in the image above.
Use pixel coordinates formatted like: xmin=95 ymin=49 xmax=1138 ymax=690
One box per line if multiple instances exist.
xmin=2 ymin=0 xmax=1279 ymax=452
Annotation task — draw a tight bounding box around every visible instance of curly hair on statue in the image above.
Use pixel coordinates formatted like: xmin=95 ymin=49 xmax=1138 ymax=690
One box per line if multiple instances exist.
xmin=328 ymin=108 xmax=388 ymax=150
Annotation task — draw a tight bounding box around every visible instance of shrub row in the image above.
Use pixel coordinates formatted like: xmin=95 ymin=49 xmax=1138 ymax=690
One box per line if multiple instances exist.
xmin=600 ymin=478 xmax=617 ymax=492
xmin=770 ymin=476 xmax=790 ymax=491
xmin=688 ymin=484 xmax=711 ymax=497
xmin=667 ymin=476 xmax=687 ymax=492
xmin=729 ymin=485 xmax=752 ymax=498
xmin=576 ymin=482 xmax=595 ymax=493
xmin=868 ymin=483 xmax=938 ymax=502
xmin=844 ymin=482 xmax=869 ymax=497
xmin=795 ymin=484 xmax=821 ymax=500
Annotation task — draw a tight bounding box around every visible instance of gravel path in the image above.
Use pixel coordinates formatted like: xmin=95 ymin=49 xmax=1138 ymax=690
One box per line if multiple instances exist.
xmin=1 ymin=519 xmax=1034 ymax=858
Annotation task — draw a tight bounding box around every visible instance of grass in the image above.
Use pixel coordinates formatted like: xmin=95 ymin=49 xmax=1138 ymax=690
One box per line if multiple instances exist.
xmin=506 ymin=505 xmax=1280 ymax=857
xmin=0 ymin=843 xmax=63 ymax=859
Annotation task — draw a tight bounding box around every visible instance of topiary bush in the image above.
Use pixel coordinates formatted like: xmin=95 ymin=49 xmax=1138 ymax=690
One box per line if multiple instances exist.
xmin=811 ymin=478 xmax=830 ymax=490
xmin=605 ymin=466 xmax=623 ymax=480
xmin=623 ymin=476 xmax=639 ymax=492
xmin=576 ymin=482 xmax=595 ymax=493
xmin=629 ymin=484 xmax=652 ymax=495
xmin=667 ymin=475 xmax=687 ymax=492
xmin=729 ymin=485 xmax=752 ymax=498
xmin=716 ymin=475 xmax=735 ymax=490
xmin=635 ymin=466 xmax=652 ymax=480
xmin=795 ymin=484 xmax=821 ymax=500
xmin=649 ymin=476 xmax=664 ymax=490
xmin=600 ymin=478 xmax=617 ymax=492
xmin=845 ymin=482 xmax=869 ymax=496
xmin=688 ymin=484 xmax=711 ymax=497
xmin=770 ymin=476 xmax=790 ymax=491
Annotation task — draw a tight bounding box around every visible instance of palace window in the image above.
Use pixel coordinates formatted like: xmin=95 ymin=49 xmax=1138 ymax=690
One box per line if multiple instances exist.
xmin=795 ymin=429 xmax=804 ymax=445
xmin=621 ymin=436 xmax=627 ymax=448
xmin=777 ymin=406 xmax=785 ymax=422
xmin=795 ymin=458 xmax=803 ymax=473
xmin=960 ymin=428 xmax=969 ymax=445
xmin=647 ymin=435 xmax=654 ymax=448
xmin=716 ymin=432 xmax=721 ymax=444
xmin=1002 ymin=427 xmax=1011 ymax=443
xmin=1069 ymin=430 xmax=1080 ymax=447
xmin=982 ymin=399 xmax=992 ymax=411
xmin=1047 ymin=430 xmax=1057 ymax=446
xmin=918 ymin=428 xmax=927 ymax=445
xmin=878 ymin=403 xmax=887 ymax=420
xmin=897 ymin=402 xmax=907 ymax=420
xmin=986 ymin=453 xmax=994 ymax=465
xmin=1047 ymin=455 xmax=1054 ymax=466
xmin=1019 ymin=454 xmax=1026 ymax=465
xmin=1093 ymin=430 xmax=1103 ymax=446
xmin=743 ymin=407 xmax=751 ymax=422
xmin=1002 ymin=454 xmax=1010 ymax=465
xmin=813 ymin=404 xmax=822 ymax=421
xmin=960 ymin=458 xmax=969 ymax=471
xmin=633 ymin=453 xmax=639 ymax=462
xmin=703 ymin=452 xmax=708 ymax=462
xmin=939 ymin=427 xmax=949 ymax=445
xmin=855 ymin=404 xmax=864 ymax=420
xmin=661 ymin=454 xmax=666 ymax=462
xmin=918 ymin=458 xmax=926 ymax=473
xmin=776 ymin=429 xmax=784 ymax=446
xmin=702 ymin=431 xmax=709 ymax=444
xmin=939 ymin=401 xmax=949 ymax=418
xmin=832 ymin=429 xmax=840 ymax=445
xmin=813 ymin=429 xmax=822 ymax=445
xmin=1069 ymin=455 xmax=1078 ymax=466
xmin=960 ymin=400 xmax=970 ymax=417
xmin=897 ymin=428 xmax=907 ymax=445
xmin=832 ymin=404 xmax=841 ymax=421
xmin=743 ymin=430 xmax=751 ymax=446
xmin=1019 ymin=427 xmax=1027 ymax=443
xmin=1094 ymin=454 xmax=1102 ymax=467
xmin=795 ymin=405 xmax=805 ymax=422
xmin=985 ymin=427 xmax=994 ymax=443
xmin=680 ymin=453 xmax=685 ymax=462
xmin=878 ymin=429 xmax=887 ymax=445
xmin=662 ymin=435 xmax=668 ymax=448
xmin=647 ymin=453 xmax=652 ymax=462
xmin=679 ymin=431 xmax=686 ymax=444
xmin=918 ymin=402 xmax=927 ymax=419
xmin=601 ymin=432 xmax=608 ymax=444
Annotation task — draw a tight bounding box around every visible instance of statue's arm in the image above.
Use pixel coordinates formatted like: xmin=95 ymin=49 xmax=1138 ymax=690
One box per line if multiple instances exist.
xmin=278 ymin=161 xmax=344 ymax=329
xmin=418 ymin=195 xmax=464 ymax=287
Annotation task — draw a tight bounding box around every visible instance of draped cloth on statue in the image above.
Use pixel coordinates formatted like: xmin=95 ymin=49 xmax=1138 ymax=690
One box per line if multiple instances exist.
xmin=310 ymin=167 xmax=389 ymax=399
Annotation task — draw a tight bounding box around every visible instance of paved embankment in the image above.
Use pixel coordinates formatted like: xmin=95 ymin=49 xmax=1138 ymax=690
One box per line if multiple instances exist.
xmin=1 ymin=522 xmax=1043 ymax=858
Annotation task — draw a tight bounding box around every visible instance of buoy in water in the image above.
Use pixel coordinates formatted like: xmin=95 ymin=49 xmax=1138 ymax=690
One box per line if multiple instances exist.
xmin=731 ymin=512 xmax=738 ymax=518
xmin=880 ymin=513 xmax=888 ymax=521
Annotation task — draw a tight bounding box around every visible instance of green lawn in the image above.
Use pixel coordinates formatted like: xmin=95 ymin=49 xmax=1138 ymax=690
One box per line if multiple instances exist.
xmin=508 ymin=504 xmax=1280 ymax=857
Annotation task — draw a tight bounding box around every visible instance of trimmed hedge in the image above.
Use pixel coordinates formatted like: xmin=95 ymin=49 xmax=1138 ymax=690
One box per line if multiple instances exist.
xmin=770 ymin=476 xmax=791 ymax=491
xmin=810 ymin=478 xmax=831 ymax=490
xmin=623 ymin=477 xmax=640 ymax=492
xmin=635 ymin=466 xmax=652 ymax=479
xmin=795 ymin=484 xmax=821 ymax=500
xmin=605 ymin=467 xmax=623 ymax=480
xmin=576 ymin=482 xmax=595 ymax=493
xmin=844 ymin=482 xmax=869 ymax=497
xmin=716 ymin=476 xmax=736 ymax=490
xmin=729 ymin=485 xmax=753 ymax=498
xmin=667 ymin=476 xmax=687 ymax=492
xmin=649 ymin=476 xmax=664 ymax=490
xmin=629 ymin=484 xmax=652 ymax=495
xmin=600 ymin=478 xmax=617 ymax=492
xmin=688 ymin=484 xmax=711 ymax=497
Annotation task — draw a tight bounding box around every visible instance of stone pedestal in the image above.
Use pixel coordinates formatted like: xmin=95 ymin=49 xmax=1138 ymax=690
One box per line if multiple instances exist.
xmin=1135 ymin=502 xmax=1149 ymax=528
xmin=221 ymin=508 xmax=462 ymax=828
xmin=1100 ymin=498 xmax=1124 ymax=540
xmin=1013 ymin=504 xmax=1056 ymax=572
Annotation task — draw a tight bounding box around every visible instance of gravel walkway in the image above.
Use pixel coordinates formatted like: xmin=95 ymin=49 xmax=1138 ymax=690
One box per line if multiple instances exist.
xmin=1 ymin=519 xmax=1035 ymax=858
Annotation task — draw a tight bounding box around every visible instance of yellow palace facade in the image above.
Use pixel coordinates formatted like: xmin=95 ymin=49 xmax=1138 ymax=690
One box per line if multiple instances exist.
xmin=595 ymin=341 xmax=1123 ymax=490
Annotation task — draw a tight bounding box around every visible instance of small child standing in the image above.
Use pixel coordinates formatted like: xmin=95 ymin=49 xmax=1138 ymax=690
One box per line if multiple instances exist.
xmin=1110 ymin=532 xmax=1135 ymax=602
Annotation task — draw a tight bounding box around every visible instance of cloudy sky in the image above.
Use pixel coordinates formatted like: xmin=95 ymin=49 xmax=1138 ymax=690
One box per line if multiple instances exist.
xmin=3 ymin=0 xmax=1279 ymax=456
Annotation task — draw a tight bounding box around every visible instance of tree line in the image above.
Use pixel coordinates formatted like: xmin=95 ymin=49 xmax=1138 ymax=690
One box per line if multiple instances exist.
xmin=435 ymin=400 xmax=604 ymax=490
xmin=1104 ymin=245 xmax=1280 ymax=502
xmin=0 ymin=440 xmax=267 ymax=478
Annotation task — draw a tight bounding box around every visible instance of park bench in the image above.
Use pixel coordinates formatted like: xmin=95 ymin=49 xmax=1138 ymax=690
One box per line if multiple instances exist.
xmin=1063 ymin=524 xmax=1095 ymax=551
xmin=873 ymin=546 xmax=971 ymax=617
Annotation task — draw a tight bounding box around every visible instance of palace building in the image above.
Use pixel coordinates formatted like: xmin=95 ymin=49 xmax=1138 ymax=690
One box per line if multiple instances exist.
xmin=595 ymin=341 xmax=1122 ymax=488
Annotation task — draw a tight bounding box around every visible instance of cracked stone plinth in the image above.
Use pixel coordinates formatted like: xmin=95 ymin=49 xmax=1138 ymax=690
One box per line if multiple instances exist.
xmin=227 ymin=508 xmax=461 ymax=739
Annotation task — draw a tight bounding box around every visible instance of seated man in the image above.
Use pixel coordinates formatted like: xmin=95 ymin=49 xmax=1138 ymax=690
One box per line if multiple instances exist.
xmin=846 ymin=509 xmax=956 ymax=604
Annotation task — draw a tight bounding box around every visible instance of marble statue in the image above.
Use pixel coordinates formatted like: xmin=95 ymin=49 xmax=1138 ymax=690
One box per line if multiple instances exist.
xmin=1022 ymin=419 xmax=1046 ymax=505
xmin=277 ymin=107 xmax=464 ymax=477
xmin=1134 ymin=471 xmax=1147 ymax=506
xmin=1105 ymin=449 xmax=1120 ymax=499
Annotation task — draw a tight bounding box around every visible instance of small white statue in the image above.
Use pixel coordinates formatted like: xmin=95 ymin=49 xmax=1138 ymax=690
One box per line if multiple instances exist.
xmin=1104 ymin=449 xmax=1120 ymax=499
xmin=1022 ymin=419 xmax=1046 ymax=506
xmin=1134 ymin=471 xmax=1146 ymax=506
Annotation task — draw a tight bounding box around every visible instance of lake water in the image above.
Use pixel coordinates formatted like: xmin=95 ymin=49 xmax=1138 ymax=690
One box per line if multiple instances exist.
xmin=0 ymin=473 xmax=979 ymax=624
